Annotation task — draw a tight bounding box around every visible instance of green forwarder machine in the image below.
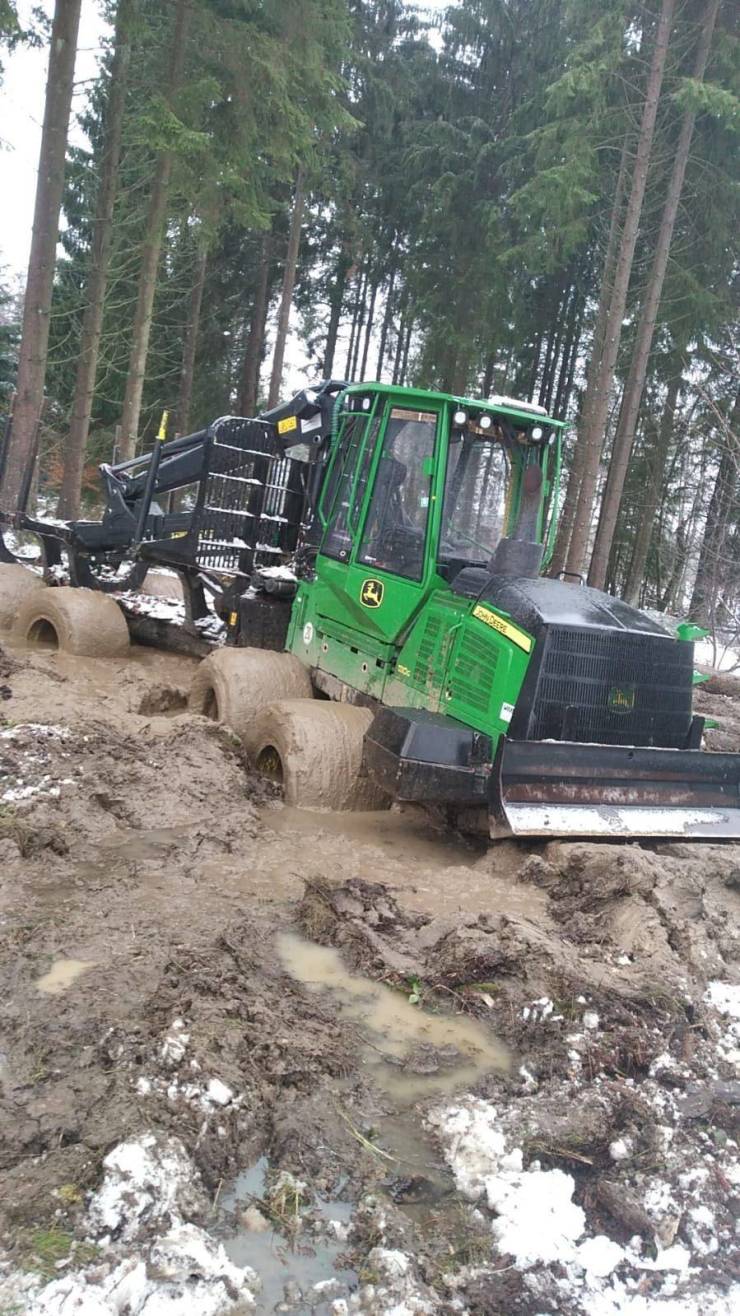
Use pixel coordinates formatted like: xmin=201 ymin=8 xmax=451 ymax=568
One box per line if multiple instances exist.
xmin=1 ymin=378 xmax=739 ymax=840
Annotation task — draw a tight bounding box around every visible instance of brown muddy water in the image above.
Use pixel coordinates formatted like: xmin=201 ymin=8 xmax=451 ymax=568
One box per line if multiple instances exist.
xmin=278 ymin=932 xmax=509 ymax=1102
xmin=265 ymin=804 xmax=486 ymax=870
xmin=215 ymin=933 xmax=508 ymax=1312
xmin=35 ymin=958 xmax=98 ymax=994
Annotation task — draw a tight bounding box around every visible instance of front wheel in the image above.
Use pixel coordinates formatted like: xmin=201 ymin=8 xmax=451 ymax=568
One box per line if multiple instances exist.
xmin=188 ymin=647 xmax=312 ymax=754
xmin=249 ymin=699 xmax=389 ymax=811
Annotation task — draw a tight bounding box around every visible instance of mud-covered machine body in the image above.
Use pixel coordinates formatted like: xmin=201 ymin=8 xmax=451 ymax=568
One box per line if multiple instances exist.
xmin=1 ymin=380 xmax=738 ymax=840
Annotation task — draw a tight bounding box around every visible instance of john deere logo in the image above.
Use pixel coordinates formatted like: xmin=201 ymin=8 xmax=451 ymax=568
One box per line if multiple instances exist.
xmin=360 ymin=578 xmax=384 ymax=608
xmin=608 ymin=684 xmax=636 ymax=714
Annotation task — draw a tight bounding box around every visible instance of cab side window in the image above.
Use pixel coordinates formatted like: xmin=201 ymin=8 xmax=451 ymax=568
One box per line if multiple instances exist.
xmin=321 ymin=412 xmax=379 ymax=561
xmin=358 ymin=408 xmax=438 ymax=581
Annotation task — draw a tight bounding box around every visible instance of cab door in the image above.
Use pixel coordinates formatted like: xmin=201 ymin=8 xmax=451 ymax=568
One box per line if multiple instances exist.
xmin=313 ymin=399 xmax=444 ymax=648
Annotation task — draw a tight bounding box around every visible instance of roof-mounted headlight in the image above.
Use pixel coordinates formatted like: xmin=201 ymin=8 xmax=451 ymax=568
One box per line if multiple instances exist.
xmin=452 ymin=409 xmax=468 ymax=428
xmin=531 ymin=425 xmax=544 ymax=441
xmin=478 ymin=413 xmax=493 ymax=431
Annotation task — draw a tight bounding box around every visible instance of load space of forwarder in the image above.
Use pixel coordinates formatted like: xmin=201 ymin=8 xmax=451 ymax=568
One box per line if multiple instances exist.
xmin=2 ymin=380 xmax=739 ymax=841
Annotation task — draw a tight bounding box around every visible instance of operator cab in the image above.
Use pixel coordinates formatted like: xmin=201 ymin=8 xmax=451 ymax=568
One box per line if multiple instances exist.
xmin=303 ymin=383 xmax=564 ymax=656
xmin=316 ymin=383 xmax=559 ymax=587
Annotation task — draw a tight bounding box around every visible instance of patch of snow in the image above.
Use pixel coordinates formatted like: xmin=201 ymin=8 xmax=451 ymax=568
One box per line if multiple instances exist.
xmin=577 ymin=1234 xmax=625 ymax=1277
xmin=609 ymin=1137 xmax=632 ymax=1162
xmin=519 ymin=1064 xmax=538 ymax=1092
xmin=583 ymin=1010 xmax=600 ymax=1030
xmin=205 ymin=1078 xmax=233 ymax=1107
xmin=693 ymin=637 xmax=740 ymax=672
xmin=428 ymin=1096 xmax=739 ymax=1316
xmin=88 ymin=1134 xmax=204 ymax=1242
xmin=0 ymin=723 xmax=70 ymax=741
xmin=357 ymin=1246 xmax=437 ymax=1314
xmin=705 ymin=981 xmax=740 ymax=1018
xmin=257 ymin=565 xmax=297 ymax=581
xmin=160 ymin=1019 xmax=190 ymax=1068
xmin=19 ymin=1223 xmax=258 ymax=1314
xmin=704 ymin=982 xmax=740 ymax=1066
xmin=521 ymin=996 xmax=555 ymax=1023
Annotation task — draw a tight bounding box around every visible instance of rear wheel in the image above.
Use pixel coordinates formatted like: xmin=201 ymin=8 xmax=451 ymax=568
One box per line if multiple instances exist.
xmin=188 ymin=647 xmax=312 ymax=754
xmin=0 ymin=563 xmax=47 ymax=631
xmin=12 ymin=586 xmax=130 ymax=656
xmin=250 ymin=699 xmax=389 ymax=810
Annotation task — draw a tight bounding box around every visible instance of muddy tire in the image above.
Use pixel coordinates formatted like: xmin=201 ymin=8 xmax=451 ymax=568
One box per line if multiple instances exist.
xmin=12 ymin=586 xmax=130 ymax=657
xmin=188 ymin=647 xmax=313 ymax=753
xmin=249 ymin=699 xmax=389 ymax=810
xmin=0 ymin=563 xmax=47 ymax=631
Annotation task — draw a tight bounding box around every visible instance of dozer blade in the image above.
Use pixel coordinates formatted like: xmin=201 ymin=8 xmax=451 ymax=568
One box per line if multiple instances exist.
xmin=491 ymin=740 xmax=740 ymax=840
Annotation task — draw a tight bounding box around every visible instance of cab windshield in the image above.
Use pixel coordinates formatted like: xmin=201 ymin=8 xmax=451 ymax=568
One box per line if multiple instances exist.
xmin=439 ymin=430 xmax=512 ymax=568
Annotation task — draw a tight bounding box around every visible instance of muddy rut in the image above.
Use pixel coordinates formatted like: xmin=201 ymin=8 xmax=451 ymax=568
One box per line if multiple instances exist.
xmin=0 ymin=634 xmax=738 ymax=1314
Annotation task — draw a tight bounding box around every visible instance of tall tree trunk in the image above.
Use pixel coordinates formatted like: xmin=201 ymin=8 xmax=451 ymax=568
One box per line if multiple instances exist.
xmin=344 ymin=263 xmax=364 ymax=378
xmin=1 ymin=0 xmax=82 ymax=513
xmin=623 ymin=368 xmax=682 ymax=605
xmin=549 ymin=139 xmax=631 ymax=575
xmin=175 ymin=241 xmax=207 ymax=436
xmin=323 ymin=246 xmax=352 ymax=378
xmin=268 ymin=166 xmax=306 ymax=407
xmin=239 ymin=235 xmax=271 ymax=415
xmin=375 ymin=266 xmax=396 ymax=379
xmin=58 ymin=0 xmax=134 ymax=518
xmin=349 ymin=266 xmax=368 ymax=381
xmin=359 ymin=277 xmax=378 ymax=381
xmin=588 ymin=0 xmax=720 ymax=589
xmin=399 ymin=318 xmax=413 ymax=386
xmin=552 ymin=286 xmax=581 ymax=418
xmin=118 ymin=0 xmax=191 ymax=460
xmin=565 ymin=0 xmax=677 ymax=577
xmin=688 ymin=387 xmax=740 ymax=626
xmin=391 ymin=306 xmax=406 ymax=385
xmin=482 ymin=351 xmax=496 ymax=396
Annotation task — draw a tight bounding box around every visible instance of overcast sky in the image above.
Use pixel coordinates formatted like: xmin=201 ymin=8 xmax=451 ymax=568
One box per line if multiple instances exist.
xmin=0 ymin=0 xmax=445 ymax=396
xmin=0 ymin=1 xmax=446 ymax=284
xmin=0 ymin=0 xmax=111 ymax=281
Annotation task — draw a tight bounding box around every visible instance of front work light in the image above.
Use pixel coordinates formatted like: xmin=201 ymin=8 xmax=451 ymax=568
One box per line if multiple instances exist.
xmin=531 ymin=425 xmax=544 ymax=440
xmin=453 ymin=409 xmax=468 ymax=427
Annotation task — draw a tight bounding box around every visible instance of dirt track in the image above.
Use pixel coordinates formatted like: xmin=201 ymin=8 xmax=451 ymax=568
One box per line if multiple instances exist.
xmin=0 ymin=632 xmax=738 ymax=1314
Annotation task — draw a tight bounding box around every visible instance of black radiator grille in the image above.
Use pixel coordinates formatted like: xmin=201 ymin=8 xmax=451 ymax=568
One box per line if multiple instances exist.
xmin=527 ymin=626 xmax=693 ymax=748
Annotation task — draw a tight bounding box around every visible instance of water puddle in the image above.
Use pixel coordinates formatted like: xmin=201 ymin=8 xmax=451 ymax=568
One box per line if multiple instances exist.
xmin=218 ymin=1156 xmax=355 ymax=1314
xmin=265 ymin=805 xmax=485 ymax=870
xmin=97 ymin=826 xmax=190 ymax=862
xmin=278 ymin=932 xmax=508 ymax=1103
xmin=36 ymin=958 xmax=97 ymax=995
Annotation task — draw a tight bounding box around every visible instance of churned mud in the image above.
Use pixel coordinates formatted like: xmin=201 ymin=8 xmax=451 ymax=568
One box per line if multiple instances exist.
xmin=0 ymin=629 xmax=738 ymax=1314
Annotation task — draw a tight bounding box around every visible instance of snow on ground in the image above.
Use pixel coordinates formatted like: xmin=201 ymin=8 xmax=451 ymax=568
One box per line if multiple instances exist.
xmin=693 ymin=638 xmax=740 ymax=673
xmin=115 ymin=586 xmax=227 ymax=644
xmin=0 ymin=722 xmax=77 ymax=804
xmin=0 ymin=1134 xmax=260 ymax=1314
xmin=427 ymin=1095 xmax=740 ymax=1315
xmin=704 ymin=981 xmax=740 ymax=1067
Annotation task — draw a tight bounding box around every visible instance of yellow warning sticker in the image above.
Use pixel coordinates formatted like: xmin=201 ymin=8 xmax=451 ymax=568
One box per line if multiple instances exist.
xmin=472 ymin=604 xmax=532 ymax=652
xmin=229 ymin=611 xmax=238 ymax=627
xmin=277 ymin=415 xmax=298 ymax=435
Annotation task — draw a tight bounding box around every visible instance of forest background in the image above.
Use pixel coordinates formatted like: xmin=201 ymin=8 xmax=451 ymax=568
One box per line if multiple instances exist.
xmin=0 ymin=0 xmax=737 ymax=657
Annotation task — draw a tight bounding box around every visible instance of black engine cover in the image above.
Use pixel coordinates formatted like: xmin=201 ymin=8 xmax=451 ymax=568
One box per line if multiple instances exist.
xmin=460 ymin=574 xmax=694 ymax=750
